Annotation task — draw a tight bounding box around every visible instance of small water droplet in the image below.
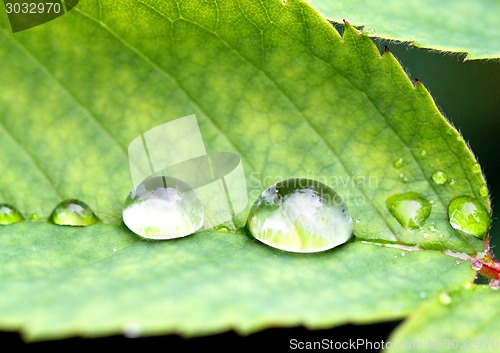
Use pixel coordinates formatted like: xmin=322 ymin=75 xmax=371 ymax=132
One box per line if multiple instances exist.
xmin=49 ymin=199 xmax=100 ymax=226
xmin=449 ymin=178 xmax=456 ymax=185
xmin=29 ymin=213 xmax=39 ymax=221
xmin=123 ymin=322 xmax=142 ymax=338
xmin=0 ymin=204 xmax=24 ymax=225
xmin=439 ymin=292 xmax=452 ymax=305
xmin=215 ymin=225 xmax=231 ymax=233
xmin=355 ymin=218 xmax=360 ymax=224
xmin=448 ymin=196 xmax=490 ymax=237
xmin=455 ymin=260 xmax=461 ymax=265
xmin=401 ymin=251 xmax=406 ymax=257
xmin=471 ymin=260 xmax=483 ymax=271
xmin=364 ymin=27 xmax=377 ymax=36
xmin=420 ymin=149 xmax=427 ymax=157
xmin=423 ymin=233 xmax=429 ymax=238
xmin=247 ymin=178 xmax=353 ymax=253
xmin=394 ymin=255 xmax=398 ymax=259
xmin=393 ymin=157 xmax=404 ymax=169
xmin=399 ymin=173 xmax=409 ymax=183
xmin=439 ymin=234 xmax=444 ymax=238
xmin=386 ymin=192 xmax=432 ymax=230
xmin=123 ymin=176 xmax=204 ymax=239
xmin=432 ymin=171 xmax=447 ymax=185
xmin=489 ymin=279 xmax=500 ymax=290
xmin=480 ymin=186 xmax=488 ymax=197
xmin=472 ymin=163 xmax=481 ymax=174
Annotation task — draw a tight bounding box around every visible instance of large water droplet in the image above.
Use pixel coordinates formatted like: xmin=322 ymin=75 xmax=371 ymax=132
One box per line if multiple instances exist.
xmin=0 ymin=204 xmax=24 ymax=225
xmin=393 ymin=157 xmax=404 ymax=169
xmin=448 ymin=196 xmax=490 ymax=238
xmin=386 ymin=192 xmax=432 ymax=230
xmin=49 ymin=199 xmax=100 ymax=226
xmin=246 ymin=178 xmax=353 ymax=253
xmin=123 ymin=176 xmax=203 ymax=239
xmin=432 ymin=170 xmax=447 ymax=185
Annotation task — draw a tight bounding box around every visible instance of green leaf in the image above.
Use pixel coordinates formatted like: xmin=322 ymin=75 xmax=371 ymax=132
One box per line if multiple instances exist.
xmin=304 ymin=0 xmax=500 ymax=60
xmin=387 ymin=285 xmax=500 ymax=352
xmin=0 ymin=223 xmax=474 ymax=340
xmin=0 ymin=0 xmax=491 ymax=340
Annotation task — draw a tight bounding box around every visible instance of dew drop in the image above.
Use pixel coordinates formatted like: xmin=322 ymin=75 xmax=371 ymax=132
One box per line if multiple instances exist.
xmin=472 ymin=163 xmax=481 ymax=174
xmin=489 ymin=279 xmax=500 ymax=290
xmin=386 ymin=192 xmax=432 ymax=230
xmin=449 ymin=178 xmax=456 ymax=185
xmin=448 ymin=196 xmax=490 ymax=238
xmin=393 ymin=157 xmax=404 ymax=169
xmin=123 ymin=322 xmax=142 ymax=338
xmin=480 ymin=186 xmax=488 ymax=197
xmin=246 ymin=178 xmax=353 ymax=253
xmin=122 ymin=176 xmax=203 ymax=239
xmin=439 ymin=292 xmax=452 ymax=305
xmin=355 ymin=218 xmax=360 ymax=224
xmin=399 ymin=173 xmax=409 ymax=183
xmin=420 ymin=149 xmax=427 ymax=157
xmin=401 ymin=251 xmax=406 ymax=257
xmin=29 ymin=213 xmax=39 ymax=221
xmin=0 ymin=204 xmax=24 ymax=225
xmin=49 ymin=199 xmax=100 ymax=226
xmin=471 ymin=260 xmax=483 ymax=271
xmin=455 ymin=260 xmax=461 ymax=265
xmin=432 ymin=170 xmax=447 ymax=185
xmin=423 ymin=233 xmax=429 ymax=238
xmin=394 ymin=255 xmax=398 ymax=259
xmin=215 ymin=225 xmax=231 ymax=233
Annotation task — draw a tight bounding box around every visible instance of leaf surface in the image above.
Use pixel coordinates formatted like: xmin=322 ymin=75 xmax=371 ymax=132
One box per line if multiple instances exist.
xmin=387 ymin=285 xmax=500 ymax=352
xmin=0 ymin=0 xmax=491 ymax=340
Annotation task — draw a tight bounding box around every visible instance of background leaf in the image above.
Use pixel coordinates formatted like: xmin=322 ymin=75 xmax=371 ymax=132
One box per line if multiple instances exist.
xmin=0 ymin=0 xmax=493 ymax=342
xmin=387 ymin=285 xmax=500 ymax=353
xmin=304 ymin=0 xmax=500 ymax=60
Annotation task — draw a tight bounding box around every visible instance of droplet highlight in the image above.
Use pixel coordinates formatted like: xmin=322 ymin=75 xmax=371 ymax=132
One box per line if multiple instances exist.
xmin=432 ymin=171 xmax=447 ymax=185
xmin=439 ymin=292 xmax=452 ymax=305
xmin=246 ymin=178 xmax=353 ymax=253
xmin=0 ymin=204 xmax=24 ymax=225
xmin=49 ymin=199 xmax=100 ymax=226
xmin=386 ymin=192 xmax=432 ymax=230
xmin=123 ymin=176 xmax=203 ymax=239
xmin=472 ymin=163 xmax=481 ymax=174
xmin=393 ymin=157 xmax=404 ymax=169
xmin=448 ymin=196 xmax=490 ymax=238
